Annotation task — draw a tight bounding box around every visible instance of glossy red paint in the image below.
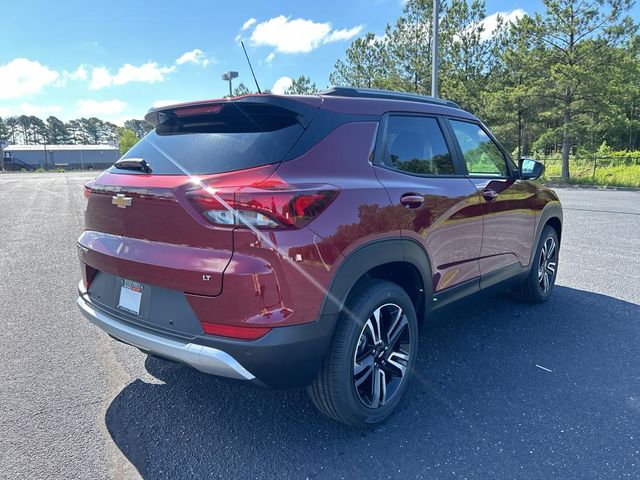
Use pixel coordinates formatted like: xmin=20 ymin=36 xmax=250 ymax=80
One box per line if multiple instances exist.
xmin=373 ymin=167 xmax=483 ymax=292
xmin=468 ymin=178 xmax=538 ymax=278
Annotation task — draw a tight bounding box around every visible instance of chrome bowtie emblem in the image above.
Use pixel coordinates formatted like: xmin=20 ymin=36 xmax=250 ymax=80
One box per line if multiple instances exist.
xmin=112 ymin=193 xmax=132 ymax=208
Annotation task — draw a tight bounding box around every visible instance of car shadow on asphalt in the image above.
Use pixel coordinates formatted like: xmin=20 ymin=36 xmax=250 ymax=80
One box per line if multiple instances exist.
xmin=105 ymin=286 xmax=639 ymax=479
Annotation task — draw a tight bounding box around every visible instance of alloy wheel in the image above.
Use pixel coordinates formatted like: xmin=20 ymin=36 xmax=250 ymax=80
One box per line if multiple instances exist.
xmin=538 ymin=236 xmax=557 ymax=293
xmin=352 ymin=303 xmax=412 ymax=409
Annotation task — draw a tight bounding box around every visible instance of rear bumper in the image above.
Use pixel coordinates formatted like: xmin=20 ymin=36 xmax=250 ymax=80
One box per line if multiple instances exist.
xmin=77 ymin=282 xmax=336 ymax=388
xmin=77 ymin=283 xmax=255 ymax=380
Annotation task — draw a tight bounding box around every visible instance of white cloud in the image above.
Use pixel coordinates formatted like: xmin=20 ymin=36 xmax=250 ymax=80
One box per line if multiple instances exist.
xmin=324 ymin=26 xmax=363 ymax=43
xmin=63 ymin=65 xmax=88 ymax=81
xmin=0 ymin=102 xmax=64 ymax=118
xmin=271 ymin=76 xmax=292 ymax=94
xmin=479 ymin=9 xmax=526 ymax=41
xmin=55 ymin=65 xmax=89 ymax=87
xmin=76 ymin=99 xmax=127 ymax=116
xmin=264 ymin=52 xmax=275 ymax=63
xmin=108 ymin=116 xmax=132 ymax=127
xmin=89 ymin=67 xmax=113 ymax=90
xmin=250 ymin=16 xmax=362 ymax=53
xmin=0 ymin=58 xmax=60 ymax=99
xmin=152 ymin=99 xmax=184 ymax=108
xmin=241 ymin=18 xmax=257 ymax=31
xmin=113 ymin=62 xmax=175 ymax=85
xmin=89 ymin=62 xmax=175 ymax=90
xmin=176 ymin=49 xmax=210 ymax=67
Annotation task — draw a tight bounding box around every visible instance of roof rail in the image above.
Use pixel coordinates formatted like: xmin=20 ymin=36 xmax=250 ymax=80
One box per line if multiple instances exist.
xmin=318 ymin=86 xmax=460 ymax=109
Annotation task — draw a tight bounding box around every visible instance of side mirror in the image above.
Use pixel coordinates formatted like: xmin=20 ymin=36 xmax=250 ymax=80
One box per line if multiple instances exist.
xmin=518 ymin=158 xmax=544 ymax=180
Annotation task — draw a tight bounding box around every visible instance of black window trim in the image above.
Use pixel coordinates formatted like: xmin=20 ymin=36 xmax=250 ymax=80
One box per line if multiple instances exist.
xmin=443 ymin=117 xmax=517 ymax=179
xmin=372 ymin=112 xmax=467 ymax=178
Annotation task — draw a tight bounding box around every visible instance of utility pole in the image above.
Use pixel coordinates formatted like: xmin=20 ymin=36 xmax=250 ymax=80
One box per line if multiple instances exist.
xmin=222 ymin=71 xmax=239 ymax=97
xmin=0 ymin=141 xmax=5 ymax=172
xmin=431 ymin=0 xmax=440 ymax=98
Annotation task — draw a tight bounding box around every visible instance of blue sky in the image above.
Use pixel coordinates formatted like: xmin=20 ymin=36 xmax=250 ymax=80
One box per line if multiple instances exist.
xmin=0 ymin=0 xmax=633 ymax=125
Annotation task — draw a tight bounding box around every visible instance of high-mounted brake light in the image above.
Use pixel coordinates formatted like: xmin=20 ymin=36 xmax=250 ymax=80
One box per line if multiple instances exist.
xmin=186 ymin=183 xmax=339 ymax=229
xmin=173 ymin=104 xmax=223 ymax=117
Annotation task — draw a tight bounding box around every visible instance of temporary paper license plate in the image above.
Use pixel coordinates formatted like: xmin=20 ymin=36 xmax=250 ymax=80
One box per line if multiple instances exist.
xmin=118 ymin=279 xmax=143 ymax=315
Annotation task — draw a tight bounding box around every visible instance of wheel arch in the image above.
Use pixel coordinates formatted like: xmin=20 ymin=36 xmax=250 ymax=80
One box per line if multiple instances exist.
xmin=530 ymin=202 xmax=563 ymax=267
xmin=318 ymin=238 xmax=433 ymax=327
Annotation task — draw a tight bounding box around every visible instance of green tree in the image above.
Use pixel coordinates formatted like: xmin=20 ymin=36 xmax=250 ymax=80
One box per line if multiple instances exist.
xmin=330 ymin=33 xmax=393 ymax=88
xmin=440 ymin=0 xmax=503 ymax=112
xmin=384 ymin=0 xmax=434 ymax=93
xmin=118 ymin=128 xmax=139 ymax=155
xmin=0 ymin=117 xmax=9 ymax=143
xmin=45 ymin=116 xmax=70 ymax=144
xmin=124 ymin=119 xmax=152 ymax=138
xmin=285 ymin=75 xmax=318 ymax=94
xmin=481 ymin=20 xmax=547 ymax=157
xmin=5 ymin=117 xmax=19 ymax=144
xmin=232 ymin=82 xmax=252 ymax=96
xmin=527 ymin=0 xmax=635 ymax=179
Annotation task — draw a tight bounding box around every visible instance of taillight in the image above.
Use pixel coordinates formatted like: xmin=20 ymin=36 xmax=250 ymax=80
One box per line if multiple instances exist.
xmin=83 ymin=180 xmax=94 ymax=199
xmin=186 ymin=184 xmax=339 ymax=229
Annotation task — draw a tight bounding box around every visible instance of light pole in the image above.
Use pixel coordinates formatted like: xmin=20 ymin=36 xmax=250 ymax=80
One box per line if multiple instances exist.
xmin=222 ymin=71 xmax=239 ymax=97
xmin=431 ymin=0 xmax=440 ymax=98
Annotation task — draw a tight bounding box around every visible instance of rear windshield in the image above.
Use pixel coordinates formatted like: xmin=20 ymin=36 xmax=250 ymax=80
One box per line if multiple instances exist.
xmin=110 ymin=104 xmax=305 ymax=175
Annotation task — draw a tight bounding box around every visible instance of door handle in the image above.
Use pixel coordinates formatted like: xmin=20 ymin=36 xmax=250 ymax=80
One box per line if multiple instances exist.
xmin=400 ymin=193 xmax=424 ymax=208
xmin=482 ymin=189 xmax=498 ymax=201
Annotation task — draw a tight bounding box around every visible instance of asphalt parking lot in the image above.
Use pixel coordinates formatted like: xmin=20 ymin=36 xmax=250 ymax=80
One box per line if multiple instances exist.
xmin=1 ymin=172 xmax=638 ymax=479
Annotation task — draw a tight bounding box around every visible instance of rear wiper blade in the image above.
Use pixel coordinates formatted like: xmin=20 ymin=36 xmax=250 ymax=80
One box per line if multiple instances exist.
xmin=114 ymin=157 xmax=152 ymax=173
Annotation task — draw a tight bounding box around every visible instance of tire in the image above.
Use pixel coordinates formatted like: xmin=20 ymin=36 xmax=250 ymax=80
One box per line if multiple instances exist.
xmin=307 ymin=279 xmax=418 ymax=427
xmin=512 ymin=225 xmax=559 ymax=303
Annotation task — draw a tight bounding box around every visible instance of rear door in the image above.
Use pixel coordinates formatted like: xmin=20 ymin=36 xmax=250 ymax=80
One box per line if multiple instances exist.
xmin=446 ymin=119 xmax=537 ymax=287
xmin=372 ymin=113 xmax=483 ymax=294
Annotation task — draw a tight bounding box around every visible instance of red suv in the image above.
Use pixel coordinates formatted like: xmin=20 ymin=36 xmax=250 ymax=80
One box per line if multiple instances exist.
xmin=77 ymin=88 xmax=562 ymax=427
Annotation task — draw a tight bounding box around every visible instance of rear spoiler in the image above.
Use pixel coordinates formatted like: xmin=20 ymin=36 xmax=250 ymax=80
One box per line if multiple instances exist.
xmin=145 ymin=94 xmax=322 ymax=128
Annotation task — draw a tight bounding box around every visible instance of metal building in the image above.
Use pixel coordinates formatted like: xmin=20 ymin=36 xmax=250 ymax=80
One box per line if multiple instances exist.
xmin=2 ymin=144 xmax=119 ymax=171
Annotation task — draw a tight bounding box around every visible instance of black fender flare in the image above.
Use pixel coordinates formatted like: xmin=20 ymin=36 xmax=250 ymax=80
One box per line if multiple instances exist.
xmin=530 ymin=202 xmax=563 ymax=267
xmin=318 ymin=237 xmax=433 ymax=318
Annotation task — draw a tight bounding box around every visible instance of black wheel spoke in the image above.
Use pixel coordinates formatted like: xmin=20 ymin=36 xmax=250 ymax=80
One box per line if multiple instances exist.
xmin=538 ymin=236 xmax=557 ymax=293
xmin=353 ymin=303 xmax=412 ymax=409
xmin=386 ymin=312 xmax=408 ymax=349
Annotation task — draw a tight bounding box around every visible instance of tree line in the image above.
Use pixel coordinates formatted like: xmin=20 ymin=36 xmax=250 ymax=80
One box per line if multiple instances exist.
xmin=1 ymin=0 xmax=637 ymax=179
xmin=329 ymin=0 xmax=638 ymax=179
xmin=0 ymin=116 xmax=151 ymax=154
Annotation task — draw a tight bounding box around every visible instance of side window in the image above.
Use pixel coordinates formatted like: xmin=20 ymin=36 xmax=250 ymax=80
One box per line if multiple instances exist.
xmin=449 ymin=120 xmax=508 ymax=177
xmin=380 ymin=116 xmax=455 ymax=175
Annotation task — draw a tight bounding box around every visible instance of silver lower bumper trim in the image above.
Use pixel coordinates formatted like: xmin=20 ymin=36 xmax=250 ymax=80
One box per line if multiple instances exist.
xmin=76 ymin=282 xmax=255 ymax=381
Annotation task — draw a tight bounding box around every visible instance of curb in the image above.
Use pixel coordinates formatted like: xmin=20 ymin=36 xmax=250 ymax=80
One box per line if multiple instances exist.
xmin=544 ymin=183 xmax=640 ymax=192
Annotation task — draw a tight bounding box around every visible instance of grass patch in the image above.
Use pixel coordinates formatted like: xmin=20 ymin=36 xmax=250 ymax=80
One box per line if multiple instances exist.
xmin=542 ymin=160 xmax=640 ymax=188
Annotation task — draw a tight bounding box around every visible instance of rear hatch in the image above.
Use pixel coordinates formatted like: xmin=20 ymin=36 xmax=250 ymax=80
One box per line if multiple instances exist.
xmin=79 ymin=96 xmax=321 ymax=299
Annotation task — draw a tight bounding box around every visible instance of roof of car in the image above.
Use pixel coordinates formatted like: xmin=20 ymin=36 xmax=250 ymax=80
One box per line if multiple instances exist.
xmin=317 ymin=87 xmax=460 ymax=109
xmin=145 ymin=87 xmax=477 ymax=126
